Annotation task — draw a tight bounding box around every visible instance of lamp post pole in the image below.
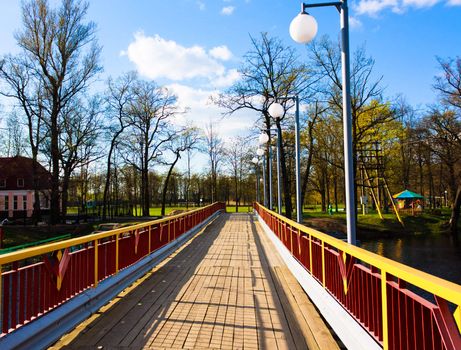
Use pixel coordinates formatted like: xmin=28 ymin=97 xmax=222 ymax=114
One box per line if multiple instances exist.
xmin=294 ymin=96 xmax=302 ymax=223
xmin=276 ymin=130 xmax=282 ymax=215
xmin=269 ymin=98 xmax=303 ymax=223
xmin=256 ymin=165 xmax=260 ymax=203
xmin=290 ymin=1 xmax=356 ymax=244
xmin=257 ymin=147 xmax=267 ymax=207
xmin=252 ymin=157 xmax=260 ymax=203
xmin=268 ymin=146 xmax=273 ymax=210
xmin=262 ymin=155 xmax=267 ymax=207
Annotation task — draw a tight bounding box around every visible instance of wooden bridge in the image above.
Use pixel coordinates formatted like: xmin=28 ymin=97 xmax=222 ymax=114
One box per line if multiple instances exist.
xmin=0 ymin=203 xmax=460 ymax=350
xmin=52 ymin=213 xmax=338 ymax=349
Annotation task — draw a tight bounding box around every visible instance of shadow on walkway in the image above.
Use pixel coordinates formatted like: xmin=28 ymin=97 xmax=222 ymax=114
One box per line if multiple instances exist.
xmin=62 ymin=214 xmax=226 ymax=349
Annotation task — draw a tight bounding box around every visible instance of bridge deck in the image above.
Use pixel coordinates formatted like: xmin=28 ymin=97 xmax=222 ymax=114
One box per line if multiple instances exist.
xmin=53 ymin=213 xmax=339 ymax=349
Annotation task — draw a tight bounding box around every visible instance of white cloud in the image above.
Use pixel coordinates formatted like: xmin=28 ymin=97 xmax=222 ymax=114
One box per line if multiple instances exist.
xmin=212 ymin=69 xmax=241 ymax=88
xmin=122 ymin=32 xmax=229 ymax=81
xmin=402 ymin=0 xmax=439 ymax=6
xmin=166 ymin=83 xmax=256 ymax=136
xmin=353 ymin=0 xmax=456 ymax=15
xmin=209 ymin=45 xmax=232 ymax=61
xmin=221 ymin=6 xmax=235 ymax=15
xmin=355 ymin=0 xmax=400 ymax=16
xmin=349 ymin=16 xmax=362 ymax=28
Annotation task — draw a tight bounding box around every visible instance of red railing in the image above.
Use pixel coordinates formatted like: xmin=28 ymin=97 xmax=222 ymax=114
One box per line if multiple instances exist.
xmin=0 ymin=202 xmax=225 ymax=336
xmin=254 ymin=203 xmax=461 ymax=350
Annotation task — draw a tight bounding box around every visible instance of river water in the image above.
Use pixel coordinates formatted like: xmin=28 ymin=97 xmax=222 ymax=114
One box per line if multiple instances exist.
xmin=361 ymin=233 xmax=461 ymax=286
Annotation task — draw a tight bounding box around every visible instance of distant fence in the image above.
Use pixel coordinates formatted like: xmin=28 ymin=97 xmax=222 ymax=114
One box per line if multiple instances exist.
xmin=0 ymin=202 xmax=225 ymax=338
xmin=254 ymin=202 xmax=461 ymax=350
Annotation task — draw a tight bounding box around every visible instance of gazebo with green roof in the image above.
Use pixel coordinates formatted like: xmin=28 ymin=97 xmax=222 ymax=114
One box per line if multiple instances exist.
xmin=392 ymin=189 xmax=425 ymax=214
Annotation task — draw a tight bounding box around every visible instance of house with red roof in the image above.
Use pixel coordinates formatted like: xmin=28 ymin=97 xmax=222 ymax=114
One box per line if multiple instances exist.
xmin=0 ymin=156 xmax=52 ymax=219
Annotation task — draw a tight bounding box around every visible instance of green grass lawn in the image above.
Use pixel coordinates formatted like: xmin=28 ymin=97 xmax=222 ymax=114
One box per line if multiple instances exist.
xmin=1 ymin=205 xmax=215 ymax=249
xmin=225 ymin=205 xmax=253 ymax=213
xmin=300 ymin=207 xmax=453 ymax=236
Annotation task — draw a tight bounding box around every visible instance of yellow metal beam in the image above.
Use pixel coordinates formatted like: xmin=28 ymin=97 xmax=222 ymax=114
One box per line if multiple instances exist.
xmin=0 ymin=203 xmax=218 ymax=266
xmin=255 ymin=203 xmax=461 ymax=306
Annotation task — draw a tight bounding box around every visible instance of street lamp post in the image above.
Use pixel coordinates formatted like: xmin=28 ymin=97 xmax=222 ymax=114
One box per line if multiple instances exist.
xmin=252 ymin=157 xmax=260 ymax=203
xmin=269 ymin=98 xmax=303 ymax=223
xmin=257 ymin=148 xmax=267 ymax=207
xmin=259 ymin=133 xmax=273 ymax=210
xmin=260 ymin=129 xmax=283 ymax=215
xmin=275 ymin=135 xmax=282 ymax=215
xmin=290 ymin=1 xmax=357 ymax=244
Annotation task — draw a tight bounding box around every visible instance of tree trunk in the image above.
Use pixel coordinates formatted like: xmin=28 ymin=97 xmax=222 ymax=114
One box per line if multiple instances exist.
xmin=276 ymin=122 xmax=293 ymax=219
xmin=61 ymin=170 xmax=71 ymax=219
xmin=50 ymin=109 xmax=60 ymax=224
xmin=31 ymin=150 xmax=41 ymax=224
xmin=447 ymin=162 xmax=457 ymax=204
xmin=449 ymin=185 xmax=461 ymax=236
xmin=234 ymin=177 xmax=238 ymax=213
xmin=161 ymin=155 xmax=180 ymax=216
xmin=300 ymin=117 xmax=317 ymax=210
xmin=103 ymin=138 xmax=118 ymax=220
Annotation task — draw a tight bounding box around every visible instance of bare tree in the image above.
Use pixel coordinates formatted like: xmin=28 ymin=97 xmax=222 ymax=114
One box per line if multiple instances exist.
xmin=0 ymin=55 xmax=47 ymax=222
xmin=434 ymin=56 xmax=461 ymax=109
xmin=160 ymin=127 xmax=200 ymax=216
xmin=300 ymin=102 xmax=325 ymax=207
xmin=204 ymin=122 xmax=225 ymax=202
xmin=57 ymin=97 xmax=102 ymax=217
xmin=431 ymin=57 xmax=461 ymax=234
xmin=12 ymin=0 xmax=101 ymax=223
xmin=213 ymin=32 xmax=315 ymax=218
xmin=183 ymin=124 xmax=202 ymax=209
xmin=102 ymin=72 xmax=136 ymax=219
xmin=309 ymin=37 xmax=398 ymax=215
xmin=121 ymin=80 xmax=178 ymax=216
xmin=226 ymin=137 xmax=250 ymax=212
xmin=3 ymin=112 xmax=27 ymax=156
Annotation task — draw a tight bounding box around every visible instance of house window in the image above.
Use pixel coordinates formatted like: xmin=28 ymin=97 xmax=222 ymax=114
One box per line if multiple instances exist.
xmin=4 ymin=196 xmax=8 ymax=211
xmin=17 ymin=178 xmax=24 ymax=188
xmin=23 ymin=195 xmax=27 ymax=210
xmin=0 ymin=179 xmax=5 ymax=188
xmin=13 ymin=195 xmax=18 ymax=210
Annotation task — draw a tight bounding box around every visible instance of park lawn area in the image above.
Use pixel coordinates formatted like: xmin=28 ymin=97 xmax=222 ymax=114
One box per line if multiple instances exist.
xmin=0 ymin=206 xmax=205 ymax=249
xmin=0 ymin=223 xmax=95 ymax=250
xmin=225 ymin=205 xmax=253 ymax=213
xmin=67 ymin=206 xmax=193 ymax=217
xmin=301 ymin=207 xmax=453 ymax=237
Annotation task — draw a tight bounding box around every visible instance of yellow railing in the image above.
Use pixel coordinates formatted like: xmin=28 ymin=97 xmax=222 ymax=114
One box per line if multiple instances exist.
xmin=0 ymin=204 xmax=215 ymax=266
xmin=255 ymin=203 xmax=461 ymax=350
xmin=0 ymin=203 xmax=225 ymax=335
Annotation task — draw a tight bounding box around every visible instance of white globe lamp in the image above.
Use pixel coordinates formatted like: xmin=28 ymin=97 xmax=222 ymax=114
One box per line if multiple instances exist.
xmin=252 ymin=157 xmax=259 ymax=164
xmin=289 ymin=12 xmax=318 ymax=44
xmin=268 ymin=102 xmax=284 ymax=120
xmin=256 ymin=148 xmax=265 ymax=157
xmin=258 ymin=133 xmax=269 ymax=145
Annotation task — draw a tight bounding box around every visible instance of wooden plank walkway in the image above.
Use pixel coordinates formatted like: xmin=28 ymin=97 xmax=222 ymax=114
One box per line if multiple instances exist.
xmin=53 ymin=213 xmax=340 ymax=349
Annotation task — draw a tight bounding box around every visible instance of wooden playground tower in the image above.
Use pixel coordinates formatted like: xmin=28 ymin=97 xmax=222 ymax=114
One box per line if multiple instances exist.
xmin=357 ymin=141 xmax=403 ymax=225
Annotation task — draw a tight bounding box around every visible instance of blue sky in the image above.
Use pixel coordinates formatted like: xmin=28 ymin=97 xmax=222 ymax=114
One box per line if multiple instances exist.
xmin=1 ymin=0 xmax=460 ymax=168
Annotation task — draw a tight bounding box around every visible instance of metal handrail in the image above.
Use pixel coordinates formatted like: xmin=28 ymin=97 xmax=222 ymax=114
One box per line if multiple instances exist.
xmin=255 ymin=202 xmax=461 ymax=305
xmin=0 ymin=204 xmax=217 ymax=265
